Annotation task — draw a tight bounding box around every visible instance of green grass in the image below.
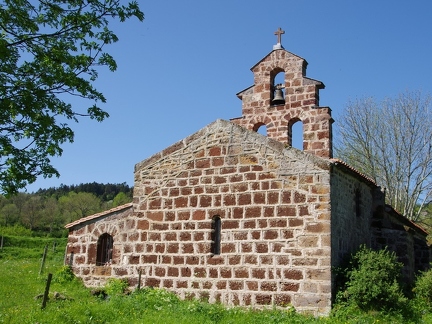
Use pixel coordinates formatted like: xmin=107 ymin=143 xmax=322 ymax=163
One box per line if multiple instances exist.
xmin=0 ymin=236 xmax=430 ymax=323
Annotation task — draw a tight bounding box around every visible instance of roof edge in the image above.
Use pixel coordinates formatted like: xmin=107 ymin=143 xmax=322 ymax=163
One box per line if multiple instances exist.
xmin=65 ymin=203 xmax=133 ymax=229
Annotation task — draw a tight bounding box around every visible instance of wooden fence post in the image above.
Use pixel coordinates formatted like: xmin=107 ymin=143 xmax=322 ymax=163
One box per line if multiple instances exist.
xmin=137 ymin=269 xmax=142 ymax=290
xmin=41 ymin=273 xmax=53 ymax=309
xmin=39 ymin=245 xmax=48 ymax=275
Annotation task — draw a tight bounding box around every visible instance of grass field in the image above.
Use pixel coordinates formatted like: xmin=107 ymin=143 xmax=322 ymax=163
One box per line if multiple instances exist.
xmin=0 ymin=236 xmax=429 ymax=323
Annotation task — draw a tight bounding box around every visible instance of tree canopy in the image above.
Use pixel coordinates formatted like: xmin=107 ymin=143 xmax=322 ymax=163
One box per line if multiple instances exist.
xmin=0 ymin=0 xmax=143 ymax=195
xmin=336 ymin=90 xmax=432 ymax=221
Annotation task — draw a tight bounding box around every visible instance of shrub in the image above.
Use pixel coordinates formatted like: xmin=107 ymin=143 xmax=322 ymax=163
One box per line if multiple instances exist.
xmin=0 ymin=225 xmax=32 ymax=237
xmin=105 ymin=278 xmax=129 ymax=296
xmin=335 ymin=245 xmax=406 ymax=312
xmin=413 ymin=266 xmax=432 ymax=310
xmin=54 ymin=265 xmax=76 ymax=283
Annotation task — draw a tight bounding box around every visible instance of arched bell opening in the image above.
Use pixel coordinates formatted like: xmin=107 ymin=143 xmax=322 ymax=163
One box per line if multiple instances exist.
xmin=271 ymin=70 xmax=285 ymax=106
xmin=253 ymin=122 xmax=268 ymax=136
xmin=288 ymin=118 xmax=304 ymax=150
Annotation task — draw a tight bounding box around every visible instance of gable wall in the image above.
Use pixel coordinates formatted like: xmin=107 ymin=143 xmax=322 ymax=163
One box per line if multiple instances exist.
xmin=128 ymin=120 xmax=333 ymax=315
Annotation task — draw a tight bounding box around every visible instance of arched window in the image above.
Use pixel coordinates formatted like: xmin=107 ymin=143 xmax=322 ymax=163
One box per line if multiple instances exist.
xmin=355 ymin=189 xmax=361 ymax=218
xmin=96 ymin=233 xmax=113 ymax=266
xmin=211 ymin=216 xmax=221 ymax=255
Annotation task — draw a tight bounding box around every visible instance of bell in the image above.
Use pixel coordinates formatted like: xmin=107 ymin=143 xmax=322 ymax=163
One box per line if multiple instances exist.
xmin=272 ymin=88 xmax=285 ymax=105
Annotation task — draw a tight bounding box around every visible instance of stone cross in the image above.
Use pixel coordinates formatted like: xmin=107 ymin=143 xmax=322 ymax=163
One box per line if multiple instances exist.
xmin=274 ymin=27 xmax=285 ymax=44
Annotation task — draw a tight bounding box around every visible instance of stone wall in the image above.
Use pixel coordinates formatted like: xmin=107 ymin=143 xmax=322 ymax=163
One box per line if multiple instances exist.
xmin=329 ymin=165 xmax=376 ymax=268
xmin=66 ymin=204 xmax=134 ymax=283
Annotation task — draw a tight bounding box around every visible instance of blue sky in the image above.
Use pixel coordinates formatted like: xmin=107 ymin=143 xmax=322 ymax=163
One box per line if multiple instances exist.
xmin=26 ymin=1 xmax=432 ymax=192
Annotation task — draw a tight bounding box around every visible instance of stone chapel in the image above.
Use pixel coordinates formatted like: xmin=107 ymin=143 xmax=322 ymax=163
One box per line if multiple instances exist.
xmin=65 ymin=29 xmax=430 ymax=315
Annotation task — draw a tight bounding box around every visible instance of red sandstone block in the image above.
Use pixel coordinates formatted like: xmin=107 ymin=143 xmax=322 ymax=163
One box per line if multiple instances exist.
xmin=143 ymin=255 xmax=157 ymax=263
xmin=199 ymin=195 xmax=212 ymax=207
xmin=234 ymin=232 xmax=248 ymax=240
xmin=281 ymin=229 xmax=294 ymax=239
xmin=208 ymin=256 xmax=224 ymax=265
xmin=256 ymin=294 xmax=272 ymax=305
xmin=189 ymin=196 xmax=198 ymax=207
xmin=155 ymin=244 xmax=165 ymax=253
xmin=258 ymin=172 xmax=276 ymax=180
xmin=197 ymin=242 xmax=210 ymax=253
xmin=208 ymin=146 xmax=221 ymax=156
xmin=196 ymin=158 xmax=210 ymax=168
xmin=267 ymin=191 xmax=279 ymax=205
xmin=274 ymin=294 xmax=292 ymax=306
xmin=229 ymin=281 xmax=244 ymax=290
xmin=165 ymin=232 xmax=177 ymax=241
xmin=163 ymin=279 xmax=173 ymax=288
xmin=244 ymin=255 xmax=258 ymax=265
xmin=284 ymin=269 xmax=303 ymax=280
xmin=263 ymin=207 xmax=274 ymax=217
xmin=212 ymin=157 xmax=224 ymax=167
xmin=174 ymin=197 xmax=188 ymax=208
xmin=263 ymin=230 xmax=278 ymax=240
xmin=220 ymin=166 xmax=236 ymax=174
xmin=241 ymin=243 xmax=253 ymax=253
xmin=192 ymin=210 xmax=205 ymax=221
xmin=223 ymin=194 xmax=236 ymax=206
xmin=148 ymin=198 xmax=162 ymax=209
xmin=253 ymin=192 xmax=265 ymax=204
xmin=220 ymin=268 xmax=232 ymax=278
xmin=178 ymin=210 xmax=190 ymax=221
xmin=181 ymin=267 xmax=191 ymax=277
xmin=231 ymin=207 xmax=243 ymax=219
xmin=214 ymin=176 xmax=227 ymax=184
xmin=167 ymin=243 xmax=179 ymax=253
xmin=276 ymin=256 xmax=290 ymax=265
xmin=223 ymin=220 xmax=239 ymax=229
xmin=155 ymin=267 xmax=165 ymax=277
xmin=260 ymin=255 xmax=273 ymax=265
xmin=177 ymin=280 xmax=188 ymax=288
xmin=182 ymin=243 xmax=194 ymax=254
xmin=256 ymin=243 xmax=269 ymax=253
xmin=229 ymin=174 xmax=243 ymax=182
xmin=221 ymin=243 xmax=236 ymax=253
xmin=148 ymin=233 xmax=161 ymax=241
xmin=161 ymin=255 xmax=171 ymax=264
xmin=137 ymin=219 xmax=149 ymax=230
xmin=209 ymin=268 xmax=218 ymax=278
xmin=294 ymin=191 xmax=306 ymax=203
xmin=238 ymin=193 xmax=251 ymax=205
xmin=277 ymin=206 xmax=296 ymax=216
xmin=152 ymin=223 xmax=169 ymax=231
xmin=251 ymin=231 xmax=261 ymax=240
xmin=146 ymin=278 xmax=160 ymax=288
xmin=228 ymin=255 xmax=241 ymax=265
xmin=193 ymin=232 xmax=204 ymax=241
xmin=216 ymin=281 xmax=227 ymax=289
xmin=147 ymin=211 xmax=164 ymax=222
xmin=261 ymin=282 xmax=277 ymax=291
xmin=173 ymin=256 xmax=184 ymax=265
xmin=186 ymin=256 xmax=199 ymax=265
xmin=243 ymin=220 xmax=256 ymax=229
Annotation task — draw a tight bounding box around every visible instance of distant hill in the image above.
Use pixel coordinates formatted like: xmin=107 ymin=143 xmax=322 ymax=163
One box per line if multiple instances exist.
xmin=35 ymin=182 xmax=133 ymax=201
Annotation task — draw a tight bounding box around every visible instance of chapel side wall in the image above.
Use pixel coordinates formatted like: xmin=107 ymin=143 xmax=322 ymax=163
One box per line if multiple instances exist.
xmin=130 ymin=120 xmax=332 ymax=315
xmin=330 ymin=167 xmax=375 ymax=270
xmin=66 ymin=207 xmax=137 ymax=287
